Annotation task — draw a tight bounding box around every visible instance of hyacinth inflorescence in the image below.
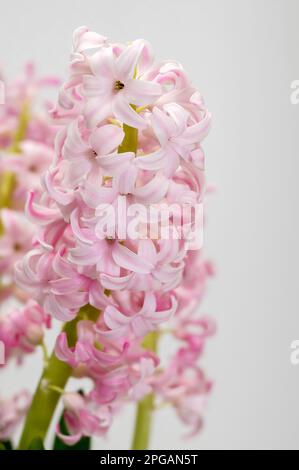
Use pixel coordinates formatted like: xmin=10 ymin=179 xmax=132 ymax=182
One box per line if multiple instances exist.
xmin=1 ymin=26 xmax=215 ymax=448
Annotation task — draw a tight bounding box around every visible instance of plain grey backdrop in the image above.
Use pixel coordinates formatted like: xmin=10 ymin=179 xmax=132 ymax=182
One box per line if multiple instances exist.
xmin=1 ymin=0 xmax=299 ymax=450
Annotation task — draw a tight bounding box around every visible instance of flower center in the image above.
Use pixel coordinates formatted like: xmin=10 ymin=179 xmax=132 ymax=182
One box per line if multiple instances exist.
xmin=114 ymin=80 xmax=125 ymax=91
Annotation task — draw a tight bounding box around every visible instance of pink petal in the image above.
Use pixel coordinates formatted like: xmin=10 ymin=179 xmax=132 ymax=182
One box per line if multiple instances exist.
xmin=115 ymin=40 xmax=145 ymax=82
xmin=44 ymin=295 xmax=76 ymax=322
xmin=97 ymin=152 xmax=133 ymax=176
xmin=131 ymin=316 xmax=152 ymax=337
xmin=81 ymin=181 xmax=116 ymax=209
xmin=145 ymin=295 xmax=177 ymax=323
xmin=90 ymin=124 xmax=125 ymax=155
xmin=52 ymin=248 xmax=76 ymax=277
xmin=69 ymin=242 xmax=101 ymax=266
xmin=73 ymin=26 xmax=107 ymax=53
xmin=136 ymin=40 xmax=154 ymax=75
xmin=133 ymin=174 xmax=169 ymax=203
xmin=26 ymin=191 xmax=60 ymax=225
xmin=104 ymin=305 xmax=131 ymax=329
xmin=112 ymin=94 xmax=146 ymax=130
xmin=163 ymin=147 xmax=180 ymax=177
xmin=84 ymin=94 xmax=112 ymax=126
xmin=138 ymin=240 xmax=157 ymax=264
xmin=151 ymin=107 xmax=176 ymax=145
xmin=112 ymin=243 xmax=154 ymax=274
xmin=67 ymin=159 xmax=92 ymax=184
xmin=70 ymin=208 xmax=94 ymax=244
xmin=56 ymin=429 xmax=83 ymax=446
xmin=74 ymin=341 xmax=92 ymax=362
xmin=135 ymin=149 xmax=165 ymax=171
xmin=55 ymin=333 xmax=74 ymax=363
xmin=125 ymin=79 xmax=161 ymax=106
xmin=88 ymin=282 xmax=112 ymax=310
xmin=138 ymin=292 xmax=156 ymax=316
xmin=43 ymin=170 xmax=74 ymax=206
xmin=63 ymin=116 xmax=88 ymax=161
xmin=117 ymin=165 xmax=138 ymax=194
xmin=180 ymin=112 xmax=211 ymax=144
xmin=100 ymin=272 xmax=133 ymax=290
xmin=89 ymin=46 xmax=115 ymax=78
xmin=95 ymin=327 xmax=125 ymax=339
xmin=163 ymin=103 xmax=189 ymax=131
xmin=49 ymin=277 xmax=83 ymax=295
xmin=190 ymin=147 xmax=205 ymax=169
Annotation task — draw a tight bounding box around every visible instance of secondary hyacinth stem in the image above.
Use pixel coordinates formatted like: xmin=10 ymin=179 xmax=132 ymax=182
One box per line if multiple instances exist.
xmin=131 ymin=331 xmax=158 ymax=450
xmin=9 ymin=102 xmax=30 ymax=153
xmin=18 ymin=304 xmax=99 ymax=449
xmin=0 ymin=173 xmax=15 ymax=211
xmin=118 ymin=114 xmax=159 ymax=449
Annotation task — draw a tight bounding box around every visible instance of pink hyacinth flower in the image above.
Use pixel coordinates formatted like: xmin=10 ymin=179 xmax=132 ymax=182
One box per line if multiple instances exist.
xmin=97 ymin=292 xmax=177 ymax=338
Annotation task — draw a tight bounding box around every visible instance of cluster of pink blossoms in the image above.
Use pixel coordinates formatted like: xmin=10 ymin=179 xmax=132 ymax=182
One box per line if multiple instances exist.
xmin=0 ymin=63 xmax=59 ymax=295
xmin=0 ymin=64 xmax=59 ymax=438
xmin=12 ymin=27 xmax=214 ymax=444
xmin=0 ymin=391 xmax=30 ymax=441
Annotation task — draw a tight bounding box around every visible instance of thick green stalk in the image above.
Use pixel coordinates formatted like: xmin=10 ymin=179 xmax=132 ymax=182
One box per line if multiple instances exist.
xmin=18 ymin=304 xmax=99 ymax=449
xmin=118 ymin=121 xmax=138 ymax=154
xmin=131 ymin=332 xmax=158 ymax=450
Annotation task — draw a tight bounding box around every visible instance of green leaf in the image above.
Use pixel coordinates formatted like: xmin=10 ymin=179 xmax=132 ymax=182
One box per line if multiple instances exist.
xmin=0 ymin=443 xmax=6 ymax=450
xmin=53 ymin=411 xmax=90 ymax=450
xmin=27 ymin=437 xmax=45 ymax=450
xmin=0 ymin=441 xmax=12 ymax=450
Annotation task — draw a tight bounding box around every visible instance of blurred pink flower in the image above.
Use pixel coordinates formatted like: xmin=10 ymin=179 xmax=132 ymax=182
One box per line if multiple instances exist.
xmin=57 ymin=392 xmax=111 ymax=445
xmin=0 ymin=209 xmax=34 ymax=278
xmin=0 ymin=300 xmax=50 ymax=360
xmin=0 ymin=391 xmax=31 ymax=440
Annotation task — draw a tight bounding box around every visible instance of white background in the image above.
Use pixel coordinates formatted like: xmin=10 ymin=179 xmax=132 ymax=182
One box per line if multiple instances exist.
xmin=1 ymin=0 xmax=299 ymax=450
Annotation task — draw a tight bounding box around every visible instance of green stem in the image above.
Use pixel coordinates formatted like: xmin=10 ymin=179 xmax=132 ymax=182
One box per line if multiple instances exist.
xmin=18 ymin=304 xmax=99 ymax=450
xmin=118 ymin=109 xmax=138 ymax=154
xmin=9 ymin=102 xmax=30 ymax=154
xmin=0 ymin=173 xmax=16 ymax=210
xmin=131 ymin=332 xmax=158 ymax=450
